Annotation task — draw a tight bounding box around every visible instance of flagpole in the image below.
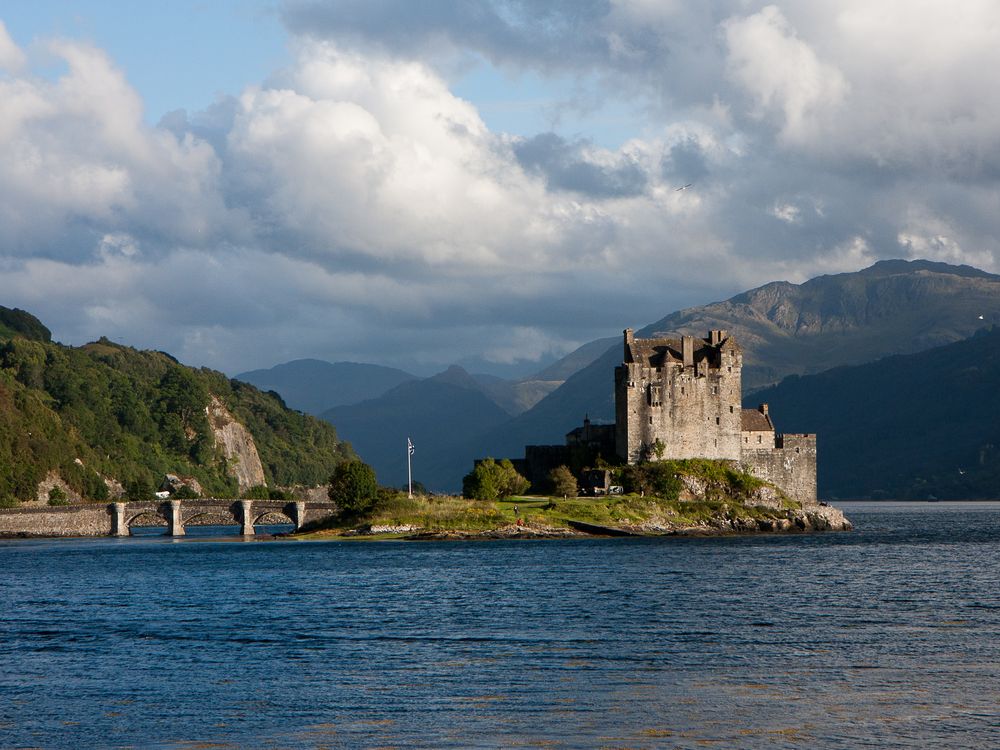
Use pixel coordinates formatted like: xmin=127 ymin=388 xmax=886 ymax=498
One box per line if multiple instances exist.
xmin=407 ymin=437 xmax=413 ymax=498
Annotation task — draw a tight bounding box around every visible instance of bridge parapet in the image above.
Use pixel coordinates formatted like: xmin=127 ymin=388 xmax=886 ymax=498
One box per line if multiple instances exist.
xmin=0 ymin=498 xmax=339 ymax=538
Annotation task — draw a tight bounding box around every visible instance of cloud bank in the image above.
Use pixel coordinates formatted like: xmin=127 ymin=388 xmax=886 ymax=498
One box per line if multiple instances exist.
xmin=1 ymin=4 xmax=999 ymax=374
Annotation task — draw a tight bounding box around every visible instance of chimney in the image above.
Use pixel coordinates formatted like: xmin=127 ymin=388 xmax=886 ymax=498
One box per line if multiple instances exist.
xmin=759 ymin=403 xmax=769 ymax=416
xmin=682 ymin=335 xmax=694 ymax=368
xmin=624 ymin=328 xmax=634 ymax=360
xmin=710 ymin=329 xmax=727 ymax=346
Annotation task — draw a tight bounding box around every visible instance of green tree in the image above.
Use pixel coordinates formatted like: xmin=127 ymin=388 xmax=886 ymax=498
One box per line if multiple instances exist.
xmin=463 ymin=459 xmax=501 ymax=501
xmin=622 ymin=461 xmax=681 ymax=500
xmin=47 ymin=485 xmax=69 ymax=505
xmin=171 ymin=484 xmax=200 ymax=499
xmin=328 ymin=460 xmax=378 ymax=516
xmin=125 ymin=475 xmax=154 ymax=502
xmin=549 ymin=465 xmax=578 ymax=498
xmin=243 ymin=484 xmax=271 ymax=500
xmin=497 ymin=459 xmax=530 ymax=497
xmin=463 ymin=458 xmax=530 ymax=501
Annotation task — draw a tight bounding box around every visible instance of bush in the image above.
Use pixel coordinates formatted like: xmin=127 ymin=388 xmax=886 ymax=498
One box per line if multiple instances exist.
xmin=621 ymin=462 xmax=681 ymax=500
xmin=462 ymin=458 xmax=530 ymax=501
xmin=243 ymin=484 xmax=271 ymax=500
xmin=171 ymin=484 xmax=200 ymax=499
xmin=549 ymin=465 xmax=578 ymax=498
xmin=463 ymin=461 xmax=499 ymax=501
xmin=0 ymin=495 xmax=20 ymax=509
xmin=328 ymin=460 xmax=379 ymax=516
xmin=48 ymin=486 xmax=67 ymax=502
xmin=124 ymin=475 xmax=154 ymax=502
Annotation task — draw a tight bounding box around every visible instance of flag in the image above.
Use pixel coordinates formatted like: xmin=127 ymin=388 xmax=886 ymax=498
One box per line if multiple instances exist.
xmin=408 ymin=438 xmax=415 ymax=456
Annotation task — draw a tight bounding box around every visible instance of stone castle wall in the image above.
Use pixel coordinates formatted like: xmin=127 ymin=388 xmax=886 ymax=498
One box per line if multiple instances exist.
xmin=741 ymin=433 xmax=817 ymax=504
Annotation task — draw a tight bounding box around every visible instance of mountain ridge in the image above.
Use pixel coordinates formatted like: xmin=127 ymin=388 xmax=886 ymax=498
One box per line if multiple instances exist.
xmin=750 ymin=325 xmax=1000 ymax=499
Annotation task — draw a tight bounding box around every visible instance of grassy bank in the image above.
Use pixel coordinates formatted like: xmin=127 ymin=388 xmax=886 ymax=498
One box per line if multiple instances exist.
xmin=296 ymin=490 xmax=805 ymax=540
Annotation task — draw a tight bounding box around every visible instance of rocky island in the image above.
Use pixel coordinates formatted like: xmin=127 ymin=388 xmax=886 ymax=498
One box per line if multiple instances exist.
xmin=301 ymin=457 xmax=851 ymax=541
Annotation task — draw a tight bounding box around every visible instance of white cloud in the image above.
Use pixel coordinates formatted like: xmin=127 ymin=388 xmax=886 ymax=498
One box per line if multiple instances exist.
xmin=724 ymin=5 xmax=848 ymax=146
xmin=771 ymin=202 xmax=801 ymax=224
xmin=3 ymin=5 xmax=1000 ymax=375
xmin=0 ymin=20 xmax=25 ymax=71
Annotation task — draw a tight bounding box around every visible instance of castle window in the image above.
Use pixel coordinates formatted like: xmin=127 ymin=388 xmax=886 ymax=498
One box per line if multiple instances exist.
xmin=744 ymin=437 xmax=748 ymax=443
xmin=714 ymin=439 xmax=718 ymax=447
xmin=715 ymin=417 xmax=720 ymax=425
xmin=729 ymin=406 xmax=734 ymax=413
xmin=681 ymin=387 xmax=685 ymax=395
xmin=648 ymin=417 xmax=653 ymax=425
xmin=757 ymin=435 xmax=762 ymax=444
xmin=728 ymin=367 xmax=732 ymax=373
xmin=712 ymin=386 xmax=718 ymax=394
xmin=796 ymin=448 xmax=800 ymax=454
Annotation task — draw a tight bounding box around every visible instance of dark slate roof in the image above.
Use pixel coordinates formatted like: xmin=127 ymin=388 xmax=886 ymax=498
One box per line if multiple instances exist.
xmin=625 ymin=333 xmax=738 ymax=368
xmin=741 ymin=409 xmax=774 ymax=432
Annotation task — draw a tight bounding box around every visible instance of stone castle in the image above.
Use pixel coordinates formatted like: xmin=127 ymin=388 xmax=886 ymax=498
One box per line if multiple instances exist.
xmin=514 ymin=329 xmax=817 ymax=503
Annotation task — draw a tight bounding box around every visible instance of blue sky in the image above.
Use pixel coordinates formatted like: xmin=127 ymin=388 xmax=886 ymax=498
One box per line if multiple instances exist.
xmin=4 ymin=2 xmax=288 ymax=124
xmin=4 ymin=2 xmax=642 ymax=148
xmin=1 ymin=2 xmax=998 ymax=376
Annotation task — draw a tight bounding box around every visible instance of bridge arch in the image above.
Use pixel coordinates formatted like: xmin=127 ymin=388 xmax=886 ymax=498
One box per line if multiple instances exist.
xmin=251 ymin=510 xmax=294 ymax=527
xmin=124 ymin=511 xmax=167 ymax=529
xmin=182 ymin=510 xmax=240 ymax=527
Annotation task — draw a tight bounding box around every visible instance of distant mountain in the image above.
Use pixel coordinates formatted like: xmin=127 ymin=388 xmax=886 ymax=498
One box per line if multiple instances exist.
xmin=751 ymin=326 xmax=1000 ymax=500
xmin=649 ymin=259 xmax=1000 ymax=392
xmin=530 ymin=336 xmax=618 ymax=381
xmin=322 ymin=366 xmax=511 ymax=491
xmin=236 ymin=359 xmax=417 ymax=415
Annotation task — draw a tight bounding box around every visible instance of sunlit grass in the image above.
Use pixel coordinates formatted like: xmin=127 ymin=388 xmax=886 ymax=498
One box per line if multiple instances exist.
xmin=299 ymin=483 xmax=803 ymax=539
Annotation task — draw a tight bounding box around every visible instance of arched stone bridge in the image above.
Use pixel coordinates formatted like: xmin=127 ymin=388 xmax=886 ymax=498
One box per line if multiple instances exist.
xmin=114 ymin=499 xmax=338 ymax=537
xmin=0 ymin=499 xmax=339 ymax=538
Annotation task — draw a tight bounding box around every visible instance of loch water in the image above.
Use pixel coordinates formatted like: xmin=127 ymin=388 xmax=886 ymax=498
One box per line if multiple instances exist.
xmin=1 ymin=502 xmax=999 ymax=749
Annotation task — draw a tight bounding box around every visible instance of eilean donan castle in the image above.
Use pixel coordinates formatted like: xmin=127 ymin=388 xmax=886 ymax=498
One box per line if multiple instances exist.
xmin=513 ymin=329 xmax=817 ymax=504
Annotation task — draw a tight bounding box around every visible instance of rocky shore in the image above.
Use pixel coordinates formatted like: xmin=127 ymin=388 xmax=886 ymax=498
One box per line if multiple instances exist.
xmin=331 ymin=502 xmax=853 ymax=541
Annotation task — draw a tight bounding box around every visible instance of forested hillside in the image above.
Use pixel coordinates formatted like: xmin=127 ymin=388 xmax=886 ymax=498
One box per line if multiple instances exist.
xmin=0 ymin=307 xmax=354 ymax=504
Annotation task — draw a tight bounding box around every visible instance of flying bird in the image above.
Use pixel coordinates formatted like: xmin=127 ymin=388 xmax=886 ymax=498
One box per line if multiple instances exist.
xmin=675 ymin=183 xmax=693 ymax=191
xmin=978 ymin=315 xmax=985 ymax=320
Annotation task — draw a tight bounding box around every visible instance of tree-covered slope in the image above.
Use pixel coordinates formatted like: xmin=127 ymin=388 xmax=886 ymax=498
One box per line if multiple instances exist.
xmin=0 ymin=316 xmax=354 ymax=503
xmin=750 ymin=326 xmax=1000 ymax=500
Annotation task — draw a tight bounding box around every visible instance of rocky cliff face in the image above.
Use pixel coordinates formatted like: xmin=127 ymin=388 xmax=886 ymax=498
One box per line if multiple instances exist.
xmin=205 ymin=396 xmax=266 ymax=491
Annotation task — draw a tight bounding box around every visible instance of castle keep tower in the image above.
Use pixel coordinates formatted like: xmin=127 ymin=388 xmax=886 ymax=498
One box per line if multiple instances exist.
xmin=615 ymin=329 xmax=743 ymax=463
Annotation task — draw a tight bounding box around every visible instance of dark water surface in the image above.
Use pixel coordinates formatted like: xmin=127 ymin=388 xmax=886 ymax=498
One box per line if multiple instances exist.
xmin=2 ymin=503 xmax=999 ymax=749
